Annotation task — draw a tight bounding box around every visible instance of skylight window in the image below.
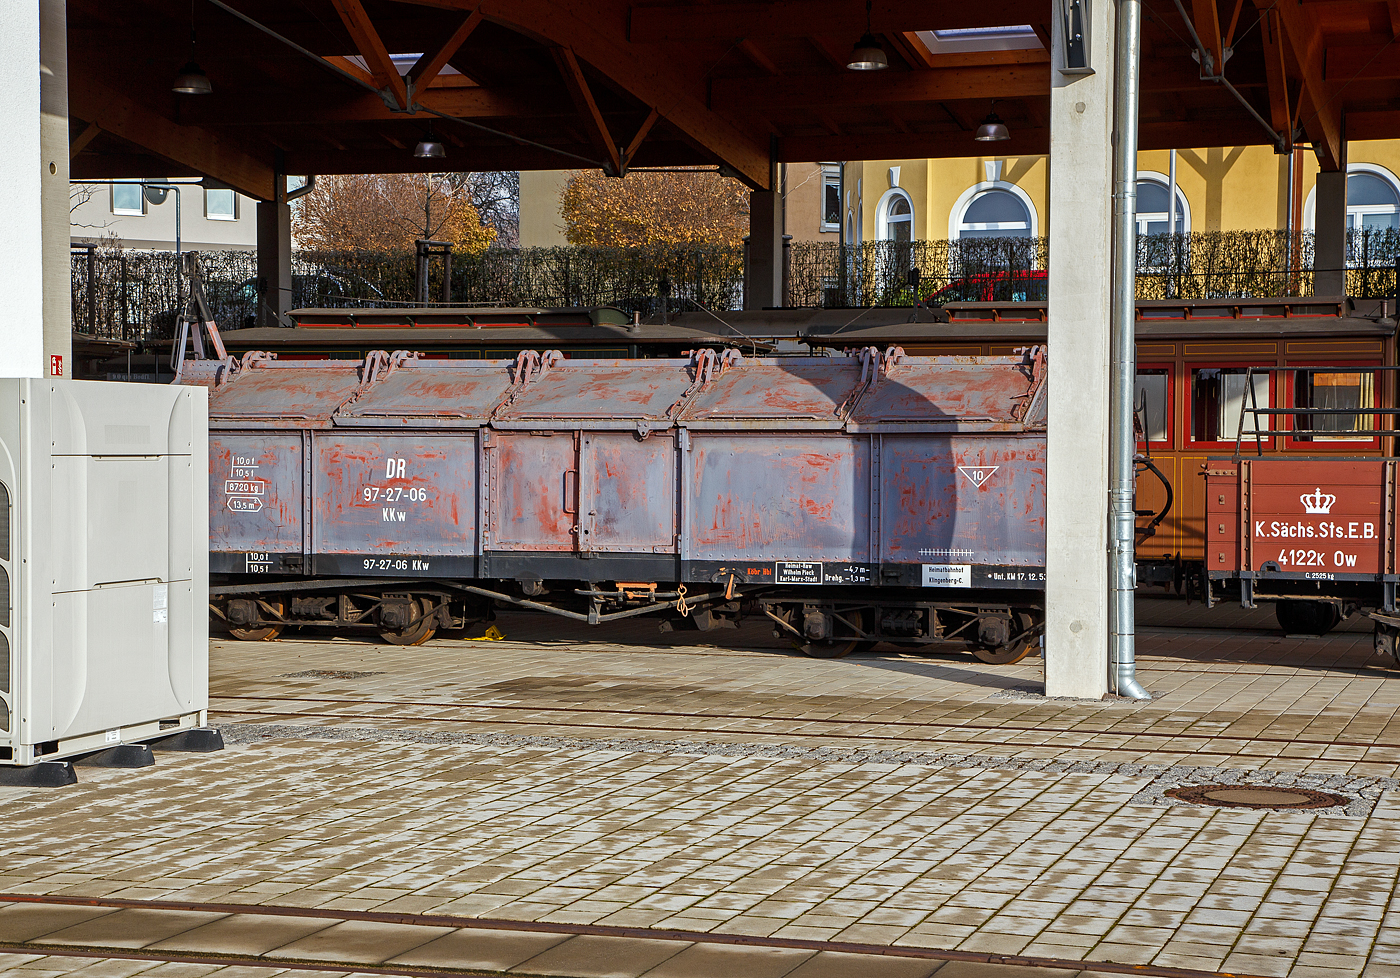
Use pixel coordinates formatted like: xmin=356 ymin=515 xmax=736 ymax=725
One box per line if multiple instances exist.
xmin=345 ymin=53 xmax=461 ymax=76
xmin=916 ymin=26 xmax=1042 ymax=54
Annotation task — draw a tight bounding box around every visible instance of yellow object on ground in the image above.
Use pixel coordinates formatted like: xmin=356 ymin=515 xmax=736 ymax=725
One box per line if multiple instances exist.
xmin=469 ymin=625 xmax=506 ymax=641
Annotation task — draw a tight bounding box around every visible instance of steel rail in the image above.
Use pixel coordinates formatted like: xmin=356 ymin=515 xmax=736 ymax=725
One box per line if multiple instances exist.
xmin=219 ymin=708 xmax=1392 ymax=760
xmin=210 ymin=694 xmax=1400 ymax=753
xmin=0 ymin=892 xmax=1274 ymax=978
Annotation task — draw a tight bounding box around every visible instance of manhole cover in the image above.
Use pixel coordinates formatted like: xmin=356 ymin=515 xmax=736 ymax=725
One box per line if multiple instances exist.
xmin=1165 ymin=783 xmax=1350 ymax=810
xmin=278 ymin=670 xmax=385 ymax=680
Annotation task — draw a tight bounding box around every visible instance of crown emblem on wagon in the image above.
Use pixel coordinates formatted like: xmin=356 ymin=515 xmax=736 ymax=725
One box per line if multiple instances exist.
xmin=1301 ymin=488 xmax=1336 ymax=514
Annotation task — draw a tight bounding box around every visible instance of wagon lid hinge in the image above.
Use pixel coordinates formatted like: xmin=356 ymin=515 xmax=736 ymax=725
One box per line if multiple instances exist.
xmin=835 ymin=346 xmax=883 ymax=419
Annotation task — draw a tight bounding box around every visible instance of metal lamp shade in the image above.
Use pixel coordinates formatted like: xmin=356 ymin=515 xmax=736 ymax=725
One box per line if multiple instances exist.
xmin=414 ymin=139 xmax=447 ymax=159
xmin=172 ymin=61 xmax=212 ymax=94
xmin=975 ymin=113 xmax=1011 ymax=141
xmin=846 ymin=34 xmax=888 ymax=70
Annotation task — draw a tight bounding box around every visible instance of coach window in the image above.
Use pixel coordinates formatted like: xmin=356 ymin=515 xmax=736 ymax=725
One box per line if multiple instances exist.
xmin=1292 ymin=368 xmax=1375 ymax=441
xmin=1135 ymin=368 xmax=1171 ymax=444
xmin=1191 ymin=367 xmax=1271 ymax=442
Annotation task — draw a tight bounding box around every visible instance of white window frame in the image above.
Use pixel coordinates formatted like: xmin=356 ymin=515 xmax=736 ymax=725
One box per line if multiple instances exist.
xmin=1134 ymin=171 xmax=1190 ymax=234
xmin=947 ymin=181 xmax=1038 ymax=240
xmin=111 ymin=181 xmax=146 ymax=217
xmin=820 ymin=166 xmax=841 ymax=233
xmin=1303 ymin=162 xmax=1400 ymax=232
xmin=204 ymin=187 xmax=238 ymax=221
xmin=875 ymin=188 xmax=914 ymax=241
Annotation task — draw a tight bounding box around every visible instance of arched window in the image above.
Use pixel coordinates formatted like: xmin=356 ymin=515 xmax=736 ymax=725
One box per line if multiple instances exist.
xmin=1135 ymin=176 xmax=1189 ymax=234
xmin=1304 ymin=164 xmax=1400 ymax=232
xmin=1345 ymin=170 xmax=1400 ymax=231
xmin=952 ymin=187 xmax=1034 ymax=240
xmin=877 ymin=189 xmax=914 ymax=242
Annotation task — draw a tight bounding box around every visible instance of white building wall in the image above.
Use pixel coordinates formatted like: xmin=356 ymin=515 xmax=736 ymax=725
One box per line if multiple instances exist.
xmin=70 ymin=182 xmax=258 ymax=251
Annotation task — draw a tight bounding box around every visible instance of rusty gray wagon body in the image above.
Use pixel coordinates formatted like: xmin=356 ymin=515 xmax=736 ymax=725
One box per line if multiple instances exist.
xmin=202 ymin=346 xmax=1049 ymax=655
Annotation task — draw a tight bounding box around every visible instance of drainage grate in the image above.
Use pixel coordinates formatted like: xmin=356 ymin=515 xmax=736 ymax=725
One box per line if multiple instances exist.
xmin=1165 ymin=783 xmax=1351 ymax=810
xmin=278 ymin=670 xmax=386 ymax=680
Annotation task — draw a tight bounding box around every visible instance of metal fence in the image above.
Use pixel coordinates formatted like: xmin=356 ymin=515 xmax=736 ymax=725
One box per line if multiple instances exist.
xmin=788 ymin=229 xmax=1400 ymax=307
xmin=71 ymin=229 xmax=1400 ymax=342
xmin=70 ymin=244 xmax=744 ymax=341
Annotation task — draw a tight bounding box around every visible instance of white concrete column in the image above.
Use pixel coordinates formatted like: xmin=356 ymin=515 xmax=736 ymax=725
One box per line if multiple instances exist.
xmin=0 ymin=1 xmax=44 ymax=378
xmin=746 ymin=190 xmax=782 ymax=309
xmin=1314 ymin=167 xmax=1348 ymax=297
xmin=41 ymin=0 xmax=71 ymax=377
xmin=1044 ymin=0 xmax=1117 ymax=698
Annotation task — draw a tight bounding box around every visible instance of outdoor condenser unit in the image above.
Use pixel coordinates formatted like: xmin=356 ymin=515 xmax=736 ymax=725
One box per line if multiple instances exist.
xmin=0 ymin=379 xmax=210 ymax=780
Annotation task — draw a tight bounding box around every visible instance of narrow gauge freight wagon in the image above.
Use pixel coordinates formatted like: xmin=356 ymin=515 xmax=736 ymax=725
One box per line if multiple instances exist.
xmin=783 ymin=297 xmax=1397 ymax=626
xmin=201 ymin=347 xmax=1048 ymax=661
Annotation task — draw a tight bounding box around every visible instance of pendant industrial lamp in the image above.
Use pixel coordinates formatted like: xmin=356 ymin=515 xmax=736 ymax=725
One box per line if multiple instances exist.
xmin=975 ymin=102 xmax=1011 ymax=141
xmin=414 ymin=126 xmax=447 ymax=159
xmin=846 ymin=0 xmax=888 ymax=70
xmin=172 ymin=0 xmax=213 ymax=94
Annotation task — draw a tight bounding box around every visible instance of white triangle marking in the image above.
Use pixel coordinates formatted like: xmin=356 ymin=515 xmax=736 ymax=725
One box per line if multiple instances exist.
xmin=958 ymin=465 xmax=999 ymax=489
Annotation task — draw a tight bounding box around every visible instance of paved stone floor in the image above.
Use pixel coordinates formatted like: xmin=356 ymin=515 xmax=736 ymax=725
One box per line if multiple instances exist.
xmin=2 ymin=597 xmax=1398 ymax=978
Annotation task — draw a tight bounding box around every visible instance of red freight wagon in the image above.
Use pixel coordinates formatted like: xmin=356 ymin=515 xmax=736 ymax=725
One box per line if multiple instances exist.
xmin=1205 ymin=365 xmax=1400 ymax=650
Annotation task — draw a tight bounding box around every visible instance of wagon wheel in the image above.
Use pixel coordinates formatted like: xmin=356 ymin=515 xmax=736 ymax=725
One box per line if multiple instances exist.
xmin=228 ymin=600 xmax=285 ymax=642
xmin=1276 ymin=600 xmax=1341 ymax=636
xmin=795 ymin=610 xmax=876 ymax=659
xmin=379 ymin=598 xmax=438 ymax=646
xmin=970 ymin=612 xmax=1037 ymax=665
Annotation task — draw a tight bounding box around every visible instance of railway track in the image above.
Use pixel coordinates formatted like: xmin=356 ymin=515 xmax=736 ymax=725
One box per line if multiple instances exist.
xmin=0 ymin=892 xmax=1264 ymax=978
xmin=211 ymin=693 xmax=1399 ymax=758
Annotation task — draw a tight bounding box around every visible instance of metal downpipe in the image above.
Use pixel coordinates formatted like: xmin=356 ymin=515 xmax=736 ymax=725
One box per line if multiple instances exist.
xmin=1110 ymin=0 xmax=1151 ymax=699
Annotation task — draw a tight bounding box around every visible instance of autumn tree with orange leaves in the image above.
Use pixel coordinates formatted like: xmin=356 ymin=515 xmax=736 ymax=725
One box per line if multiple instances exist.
xmin=561 ymin=168 xmax=749 ymax=248
xmin=293 ymin=173 xmax=496 ymax=255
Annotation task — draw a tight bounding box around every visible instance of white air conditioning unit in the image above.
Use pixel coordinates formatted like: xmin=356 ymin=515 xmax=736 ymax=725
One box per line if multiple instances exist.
xmin=0 ymin=379 xmax=213 ymax=785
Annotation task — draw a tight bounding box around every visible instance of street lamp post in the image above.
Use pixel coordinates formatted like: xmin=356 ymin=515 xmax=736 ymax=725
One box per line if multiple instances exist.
xmin=142 ymin=182 xmax=184 ymax=312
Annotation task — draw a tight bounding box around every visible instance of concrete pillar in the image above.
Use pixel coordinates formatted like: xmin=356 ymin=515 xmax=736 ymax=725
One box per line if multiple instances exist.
xmin=0 ymin=2 xmax=43 ymax=377
xmin=1044 ymin=0 xmax=1117 ymax=698
xmin=1314 ymin=167 xmax=1348 ymax=297
xmin=40 ymin=0 xmax=71 ymax=378
xmin=746 ymin=190 xmax=782 ymax=309
xmin=256 ymin=177 xmax=292 ymax=328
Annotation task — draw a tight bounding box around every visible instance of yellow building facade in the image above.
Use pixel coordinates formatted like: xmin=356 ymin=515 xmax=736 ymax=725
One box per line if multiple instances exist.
xmin=788 ymin=141 xmax=1400 ymax=246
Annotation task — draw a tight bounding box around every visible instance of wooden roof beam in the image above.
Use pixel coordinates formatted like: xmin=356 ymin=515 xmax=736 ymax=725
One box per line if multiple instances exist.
xmin=69 ymin=121 xmax=101 ymax=158
xmin=738 ymin=39 xmax=780 ymax=74
xmin=1191 ymin=0 xmax=1225 ymax=75
xmin=778 ymin=117 xmax=1285 ymax=161
xmin=176 ymin=88 xmax=539 ymax=125
xmin=68 ymin=75 xmax=276 ymax=199
xmin=629 ymin=1 xmax=1039 ymax=41
xmin=711 ymin=64 xmax=1049 ymax=109
xmin=1256 ymin=5 xmax=1294 ymax=137
xmin=407 ymin=10 xmax=483 ymax=97
xmin=393 ymin=0 xmax=773 ymax=187
xmin=620 ymin=107 xmax=661 ymax=172
xmin=283 ymin=141 xmax=704 ymax=173
xmin=329 ymin=0 xmax=410 ymax=109
xmin=1271 ymin=0 xmax=1342 ymax=167
xmin=552 ymin=47 xmax=623 ymax=175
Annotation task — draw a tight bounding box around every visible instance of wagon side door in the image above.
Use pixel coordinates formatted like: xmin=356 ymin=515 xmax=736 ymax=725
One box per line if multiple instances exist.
xmin=488 ymin=430 xmax=579 ymax=552
xmin=578 ymin=431 xmax=677 ymax=553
